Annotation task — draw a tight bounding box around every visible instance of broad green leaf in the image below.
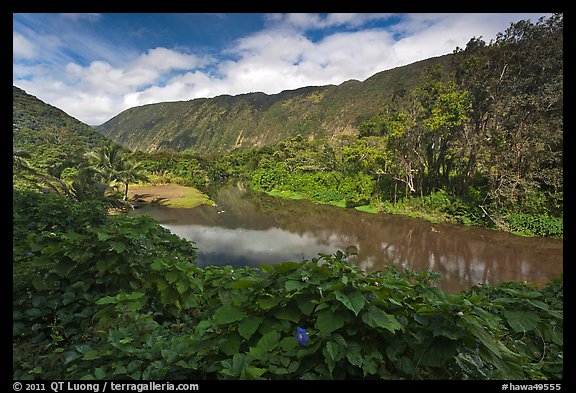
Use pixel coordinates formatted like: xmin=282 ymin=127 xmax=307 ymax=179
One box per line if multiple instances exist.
xmin=334 ymin=289 xmax=365 ymax=316
xmin=54 ymin=259 xmax=76 ymax=277
xmin=466 ymin=323 xmax=501 ymax=358
xmin=288 ymin=360 xmax=299 ymax=373
xmin=455 ymin=351 xmax=489 ymax=379
xmin=502 ymin=310 xmax=541 ymax=333
xmin=71 ymin=281 xmax=86 ymax=289
xmin=325 ymin=341 xmax=339 ymax=361
xmin=273 ymin=262 xmax=302 ymax=273
xmin=433 ymin=324 xmax=465 ymax=340
xmin=526 ymin=299 xmax=550 ymax=311
xmin=161 ymin=348 xmax=178 ymax=363
xmin=315 ymin=309 xmax=348 ymax=336
xmin=229 ymin=279 xmax=256 ymax=289
xmin=119 ymin=291 xmax=145 ymax=301
xmin=362 ymin=355 xmax=380 ymax=376
xmin=361 ymin=306 xmax=402 ymax=333
xmin=238 ymin=317 xmax=264 ymax=340
xmin=419 ymin=337 xmax=458 ymax=367
xmin=112 ymin=365 xmax=127 ymax=376
xmin=174 ymin=279 xmax=188 ymax=294
xmin=129 ymin=371 xmax=141 ymax=380
xmin=166 ymin=271 xmax=180 ymax=284
xmin=280 ymin=336 xmax=298 ymax=351
xmin=32 ymin=275 xmax=48 ymax=291
xmin=274 ymin=303 xmax=301 ymax=323
xmin=41 ymin=245 xmax=62 ymax=255
xmin=257 ymin=296 xmax=279 ymax=310
xmin=314 ymin=302 xmax=330 ymax=312
xmin=156 ymin=278 xmax=168 ymax=291
xmin=346 ymin=342 xmax=363 ymax=368
xmin=30 ymin=366 xmax=43 ymax=374
xmin=64 ymin=351 xmax=80 ymax=365
xmin=285 ymin=279 xmax=306 ymax=292
xmin=397 ymin=356 xmax=415 ymax=376
xmin=95 ymin=296 xmax=116 ymax=305
xmin=220 ymin=333 xmax=241 ymax=356
xmin=255 ymin=330 xmax=279 ymax=353
xmin=500 ymin=288 xmax=541 ymax=299
xmin=385 ymin=340 xmax=406 ymax=362
xmin=119 ymin=337 xmax=134 ymax=345
xmin=94 ymin=367 xmax=106 ymax=379
xmin=175 ymin=261 xmax=192 ymax=271
xmin=269 ymin=366 xmax=289 ymax=375
xmin=181 ymin=292 xmax=199 ymax=308
xmin=75 ymin=344 xmax=92 ymax=354
xmin=150 ymin=260 xmax=163 ymax=271
xmin=83 ymin=350 xmax=100 ymax=360
xmin=245 ymin=367 xmax=266 ymax=379
xmin=194 ymin=320 xmax=212 ymax=336
xmin=30 ymin=256 xmax=51 ymax=267
xmin=109 ymin=241 xmax=127 ymax=253
xmin=25 ymin=308 xmax=44 ymax=317
xmin=296 ymin=294 xmax=316 ymax=315
xmin=95 ymin=231 xmax=110 ymax=241
xmin=213 ymin=304 xmax=246 ymax=325
xmin=413 ymin=314 xmax=430 ymax=326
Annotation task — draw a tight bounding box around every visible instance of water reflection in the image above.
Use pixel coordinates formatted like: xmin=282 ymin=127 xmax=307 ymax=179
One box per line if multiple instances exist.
xmin=166 ymin=225 xmax=338 ymax=267
xmin=131 ymin=184 xmax=563 ymax=293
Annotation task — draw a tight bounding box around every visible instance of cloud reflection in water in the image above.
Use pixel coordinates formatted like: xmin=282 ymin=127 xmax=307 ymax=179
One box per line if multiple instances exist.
xmin=163 ymin=224 xmax=339 ymax=268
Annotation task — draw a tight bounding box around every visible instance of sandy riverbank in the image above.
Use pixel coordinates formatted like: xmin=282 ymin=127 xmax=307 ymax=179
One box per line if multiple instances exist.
xmin=128 ymin=183 xmax=215 ymax=208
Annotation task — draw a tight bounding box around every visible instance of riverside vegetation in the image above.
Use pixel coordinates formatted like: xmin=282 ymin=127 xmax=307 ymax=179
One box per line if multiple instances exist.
xmin=13 ymin=190 xmax=563 ymax=379
xmin=13 ymin=15 xmax=563 ymax=380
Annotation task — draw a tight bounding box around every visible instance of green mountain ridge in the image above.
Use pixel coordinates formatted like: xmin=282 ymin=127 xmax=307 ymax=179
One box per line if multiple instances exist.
xmin=97 ymin=54 xmax=453 ymax=154
xmin=13 ymin=86 xmax=112 ymax=176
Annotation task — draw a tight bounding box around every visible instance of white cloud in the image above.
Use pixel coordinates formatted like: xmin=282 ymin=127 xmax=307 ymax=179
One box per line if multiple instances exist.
xmin=59 ymin=13 xmax=102 ymax=23
xmin=131 ymin=47 xmax=211 ymax=72
xmin=265 ymin=13 xmax=394 ymax=31
xmin=13 ymin=32 xmax=37 ymax=59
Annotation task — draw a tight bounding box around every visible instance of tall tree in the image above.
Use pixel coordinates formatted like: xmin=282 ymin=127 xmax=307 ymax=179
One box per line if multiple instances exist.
xmin=414 ymin=76 xmax=470 ymax=193
xmin=453 ymin=13 xmax=563 ymax=211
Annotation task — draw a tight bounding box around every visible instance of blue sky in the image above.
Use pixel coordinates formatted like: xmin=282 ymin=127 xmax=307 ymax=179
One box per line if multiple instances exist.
xmin=13 ymin=13 xmax=551 ymax=125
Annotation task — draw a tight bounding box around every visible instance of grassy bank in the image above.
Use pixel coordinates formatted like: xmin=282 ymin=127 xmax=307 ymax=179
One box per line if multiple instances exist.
xmin=260 ymin=186 xmax=562 ymax=238
xmin=265 ymin=189 xmax=379 ymax=212
xmin=128 ymin=183 xmax=215 ymax=208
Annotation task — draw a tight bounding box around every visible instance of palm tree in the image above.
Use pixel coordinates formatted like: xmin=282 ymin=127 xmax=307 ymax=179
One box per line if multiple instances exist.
xmin=85 ymin=143 xmax=149 ymax=200
xmin=65 ymin=166 xmax=108 ymax=201
xmin=113 ymin=159 xmax=149 ymax=201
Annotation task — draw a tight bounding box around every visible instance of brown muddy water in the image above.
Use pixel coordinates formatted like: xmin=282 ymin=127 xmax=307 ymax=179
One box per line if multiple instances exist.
xmin=130 ymin=184 xmax=563 ymax=293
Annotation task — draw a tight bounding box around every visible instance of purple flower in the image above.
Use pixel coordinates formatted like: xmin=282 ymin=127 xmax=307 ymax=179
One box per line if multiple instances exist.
xmin=295 ymin=327 xmax=309 ymax=347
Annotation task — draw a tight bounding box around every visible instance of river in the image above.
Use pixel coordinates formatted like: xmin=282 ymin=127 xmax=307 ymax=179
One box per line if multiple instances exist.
xmin=130 ymin=183 xmax=563 ymax=293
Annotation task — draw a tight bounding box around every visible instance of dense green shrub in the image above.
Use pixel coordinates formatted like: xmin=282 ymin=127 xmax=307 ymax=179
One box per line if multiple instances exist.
xmin=13 ymin=192 xmax=563 ymax=380
xmin=252 ymin=167 xmax=374 ymax=207
xmin=13 ymin=191 xmax=199 ymax=379
xmin=506 ymin=214 xmax=563 ymax=237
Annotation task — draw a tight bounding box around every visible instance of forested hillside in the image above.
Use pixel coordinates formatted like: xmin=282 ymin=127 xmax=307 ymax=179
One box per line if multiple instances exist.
xmin=97 ymin=55 xmax=452 ymax=153
xmin=13 ymin=86 xmax=111 ymax=178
